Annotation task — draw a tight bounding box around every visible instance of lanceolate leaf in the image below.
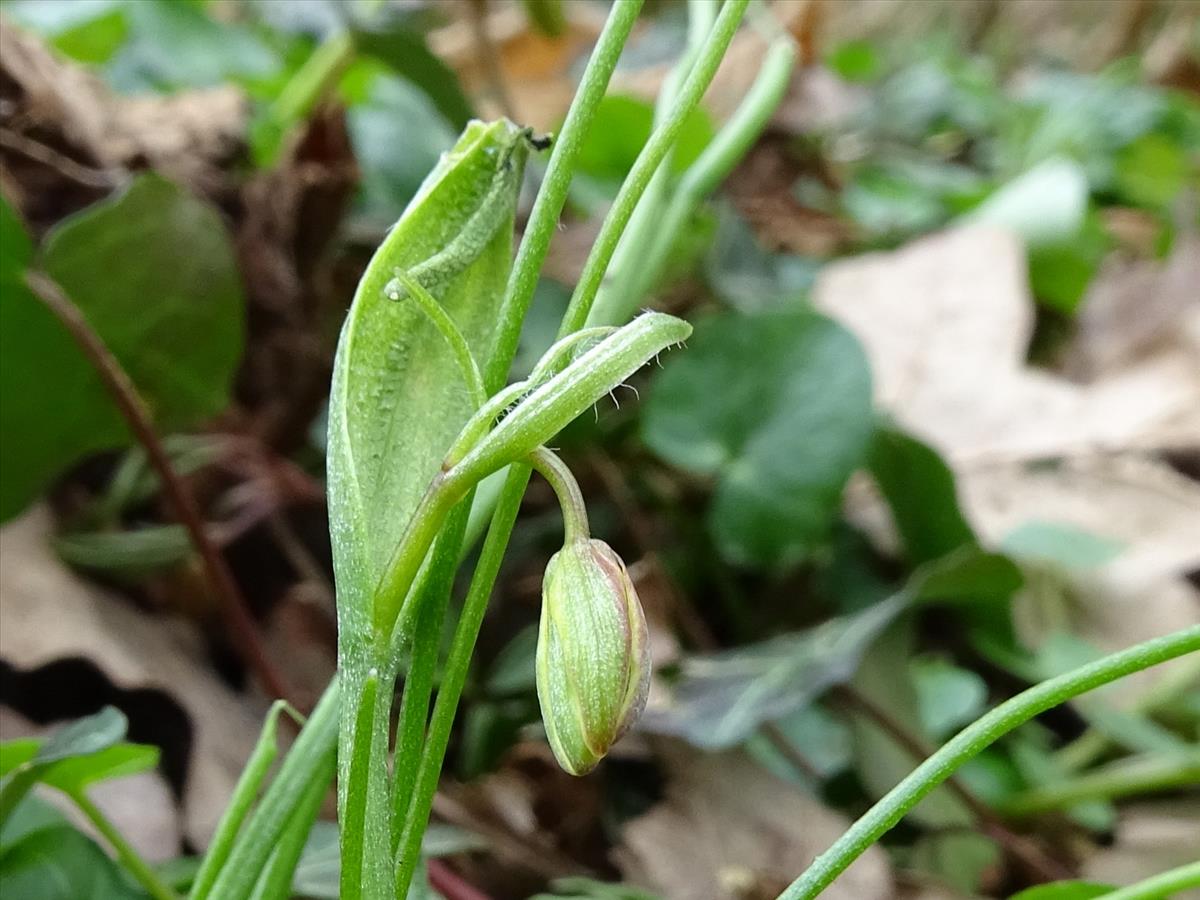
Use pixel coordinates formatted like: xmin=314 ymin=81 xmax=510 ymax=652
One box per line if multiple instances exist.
xmin=326 ymin=119 xmax=531 ymax=897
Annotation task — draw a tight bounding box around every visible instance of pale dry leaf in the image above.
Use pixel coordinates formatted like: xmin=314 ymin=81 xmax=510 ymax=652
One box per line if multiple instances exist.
xmin=615 ymin=749 xmax=892 ymax=900
xmin=0 ymin=506 xmax=268 ymax=848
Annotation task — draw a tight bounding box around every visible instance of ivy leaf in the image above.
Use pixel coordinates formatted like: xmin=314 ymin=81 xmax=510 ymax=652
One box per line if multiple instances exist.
xmin=0 ymin=823 xmax=147 ymax=899
xmin=643 ymin=309 xmax=873 ymax=569
xmin=0 ymin=176 xmax=244 ymax=521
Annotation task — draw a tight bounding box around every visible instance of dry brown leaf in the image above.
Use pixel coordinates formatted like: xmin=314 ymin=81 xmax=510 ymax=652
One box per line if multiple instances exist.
xmin=0 ymin=506 xmax=268 ymax=848
xmin=615 ymin=749 xmax=892 ymax=900
xmin=816 ymin=226 xmax=1200 ymax=697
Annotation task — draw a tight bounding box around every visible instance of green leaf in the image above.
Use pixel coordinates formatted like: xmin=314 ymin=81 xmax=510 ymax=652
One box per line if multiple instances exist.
xmin=40 ymin=744 xmax=159 ymax=795
xmin=1115 ymin=133 xmax=1190 ymax=210
xmin=850 ymin=622 xmax=973 ymax=828
xmin=104 ymin=0 xmax=279 ymax=92
xmin=0 ymin=824 xmax=147 ymax=899
xmin=826 ymin=40 xmax=880 ymax=83
xmin=703 ymin=205 xmax=815 ymax=312
xmin=641 ymin=592 xmax=912 ymax=749
xmin=327 ymin=119 xmax=531 ymax=895
xmin=868 ymin=423 xmax=974 ymax=564
xmin=643 ymin=310 xmax=873 ymax=569
xmin=353 ymin=25 xmax=474 ymax=130
xmin=572 ymin=94 xmax=713 ymax=185
xmin=1008 ymin=882 xmax=1115 ymax=900
xmin=965 ymin=158 xmax=1089 ymax=247
xmin=346 ymin=69 xmax=459 ymax=227
xmin=34 ymin=707 xmax=127 ymax=766
xmin=745 ymin=704 xmax=852 ymax=783
xmin=1002 ymin=521 xmax=1124 ymax=570
xmin=908 ymin=830 xmax=1001 ymax=894
xmin=54 ymin=526 xmax=192 ymax=577
xmin=911 ymin=656 xmax=988 ymax=739
xmin=0 ymin=175 xmax=244 ymax=521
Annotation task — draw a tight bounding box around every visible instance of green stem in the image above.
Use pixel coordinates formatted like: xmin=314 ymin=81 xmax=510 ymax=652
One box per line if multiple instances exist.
xmin=393 ymin=467 xmax=528 ymax=898
xmin=207 ymin=679 xmax=340 ymax=900
xmin=388 ymin=271 xmax=487 ymax=407
xmin=71 ymin=791 xmax=180 ymax=900
xmin=485 ymin=0 xmax=646 ymax=389
xmin=1102 ymin=860 xmax=1200 ymax=900
xmin=246 ymin=746 xmax=336 ymax=900
xmin=589 ymin=36 xmax=797 ymax=327
xmin=559 ymin=0 xmax=751 ymax=336
xmin=389 ymin=497 xmax=474 ymax=854
xmin=529 ymin=447 xmax=590 ymax=543
xmin=778 ymin=626 xmax=1200 ymax=900
xmin=998 ymin=749 xmax=1200 ymax=817
xmin=190 ymin=701 xmax=298 ymax=900
xmin=1055 ymin=651 xmax=1200 ymax=772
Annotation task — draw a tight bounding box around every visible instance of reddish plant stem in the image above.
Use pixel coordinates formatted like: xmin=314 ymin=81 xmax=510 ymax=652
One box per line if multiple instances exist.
xmin=427 ymin=859 xmax=492 ymax=900
xmin=26 ymin=270 xmax=293 ymax=704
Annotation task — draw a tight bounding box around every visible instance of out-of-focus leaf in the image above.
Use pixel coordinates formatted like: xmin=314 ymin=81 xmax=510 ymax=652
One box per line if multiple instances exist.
xmin=353 ymin=24 xmax=474 ymax=130
xmin=644 ymin=310 xmax=873 ymax=569
xmin=703 ymin=205 xmax=817 ymax=312
xmin=642 ymin=592 xmax=911 ymax=749
xmin=964 ymin=158 xmax=1088 ymax=247
xmin=0 ymin=176 xmax=244 ymax=522
xmin=0 ymin=824 xmax=147 ymax=899
xmin=4 ymin=0 xmax=132 ymax=64
xmin=104 ymin=0 xmax=280 ymax=92
xmin=346 ymin=68 xmax=459 ymax=226
xmin=911 ymin=656 xmax=988 ymax=739
xmin=1008 ymin=883 xmax=1114 ymax=900
xmin=1002 ymin=521 xmax=1124 ymax=570
xmin=826 ymin=41 xmax=880 ymax=83
xmin=868 ymin=423 xmax=975 ymax=564
xmin=908 ymin=830 xmax=1001 ymax=894
xmin=745 ymin=704 xmax=852 ymax=783
xmin=0 ymin=708 xmax=157 ymax=825
xmin=54 ymin=526 xmax=192 ymax=576
xmin=572 ymin=94 xmax=712 ymax=185
xmin=484 ymin=625 xmax=539 ymax=696
xmin=850 ymin=623 xmax=973 ymax=828
xmin=1114 ymin=133 xmax=1190 ymax=211
xmin=1008 ymin=730 xmax=1115 ymax=831
xmin=1027 ymin=212 xmax=1109 ymax=315
xmin=522 ymin=0 xmax=567 ymax=38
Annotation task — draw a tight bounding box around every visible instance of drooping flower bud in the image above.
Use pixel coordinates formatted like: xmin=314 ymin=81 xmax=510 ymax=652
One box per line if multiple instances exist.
xmin=536 ymin=538 xmax=651 ymax=776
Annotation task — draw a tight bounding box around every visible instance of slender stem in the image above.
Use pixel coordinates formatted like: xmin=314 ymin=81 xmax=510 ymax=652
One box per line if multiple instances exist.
xmin=389 ymin=497 xmax=474 ymax=853
xmin=558 ymin=0 xmax=751 ymax=337
xmin=71 ymin=791 xmax=179 ymax=900
xmin=24 ymin=271 xmax=291 ymax=704
xmin=834 ymin=686 xmax=1068 ymax=882
xmin=778 ymin=626 xmax=1200 ymax=900
xmin=589 ymin=36 xmax=797 ymax=326
xmin=269 ymin=29 xmax=354 ymax=127
xmin=998 ymin=750 xmax=1200 ymax=818
xmin=485 ymin=0 xmax=646 ymax=389
xmin=389 ymin=270 xmax=487 ymax=407
xmin=393 ymin=467 xmax=528 ymax=898
xmin=1102 ymin=860 xmax=1200 ymax=900
xmin=529 ymin=447 xmax=590 ymax=543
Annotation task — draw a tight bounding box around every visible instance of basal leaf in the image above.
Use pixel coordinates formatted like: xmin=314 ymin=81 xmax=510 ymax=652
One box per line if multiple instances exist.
xmin=643 ymin=309 xmax=873 ymax=569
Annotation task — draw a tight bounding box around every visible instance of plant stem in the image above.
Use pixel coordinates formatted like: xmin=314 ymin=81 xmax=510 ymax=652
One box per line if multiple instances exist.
xmin=1102 ymin=860 xmax=1200 ymax=900
xmin=778 ymin=626 xmax=1200 ymax=900
xmin=559 ymin=0 xmax=751 ymax=336
xmin=393 ymin=469 xmax=528 ymax=898
xmin=998 ymin=750 xmax=1200 ymax=818
xmin=529 ymin=447 xmax=590 ymax=543
xmin=390 ymin=271 xmax=487 ymax=407
xmin=485 ymin=0 xmax=646 ymax=389
xmin=70 ymin=791 xmax=179 ymax=900
xmin=833 ymin=685 xmax=1069 ymax=882
xmin=24 ymin=270 xmax=291 ymax=704
xmin=588 ymin=36 xmax=797 ymax=327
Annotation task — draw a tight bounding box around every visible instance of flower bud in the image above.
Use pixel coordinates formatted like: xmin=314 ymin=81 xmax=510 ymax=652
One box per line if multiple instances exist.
xmin=536 ymin=538 xmax=651 ymax=775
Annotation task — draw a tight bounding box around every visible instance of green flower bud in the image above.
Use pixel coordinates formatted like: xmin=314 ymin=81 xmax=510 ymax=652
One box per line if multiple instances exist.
xmin=536 ymin=538 xmax=650 ymax=776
